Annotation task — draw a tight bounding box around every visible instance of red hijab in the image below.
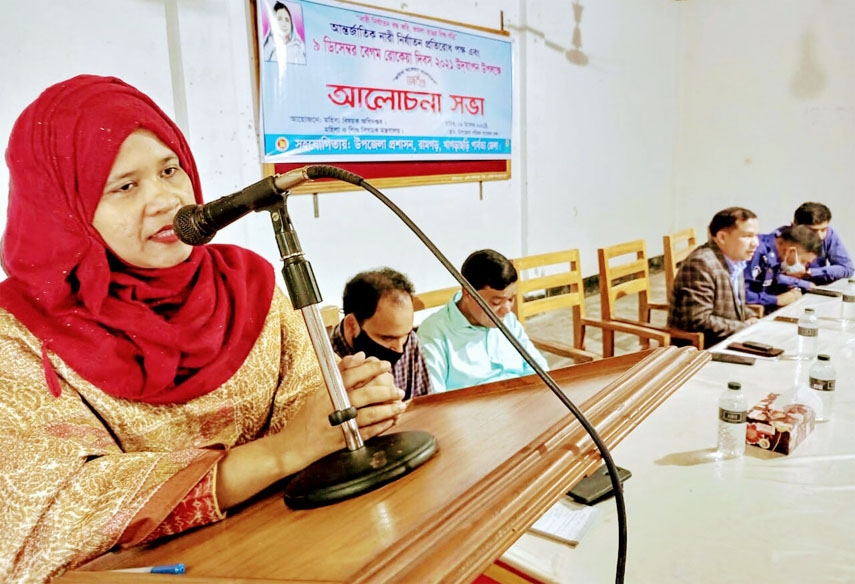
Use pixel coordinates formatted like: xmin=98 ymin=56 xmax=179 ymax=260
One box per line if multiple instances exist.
xmin=0 ymin=75 xmax=275 ymax=404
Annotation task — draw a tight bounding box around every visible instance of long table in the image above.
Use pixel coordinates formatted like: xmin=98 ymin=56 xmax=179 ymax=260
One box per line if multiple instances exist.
xmin=508 ymin=287 xmax=855 ymax=582
xmin=58 ymin=347 xmax=708 ymax=583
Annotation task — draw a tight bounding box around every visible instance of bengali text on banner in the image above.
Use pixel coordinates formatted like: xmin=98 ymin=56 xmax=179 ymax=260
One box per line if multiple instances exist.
xmin=256 ymin=0 xmax=513 ymax=162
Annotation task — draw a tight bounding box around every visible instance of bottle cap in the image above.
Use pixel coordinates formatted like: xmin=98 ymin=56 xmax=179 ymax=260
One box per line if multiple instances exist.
xmin=817 ymin=354 xmax=831 ymax=361
xmin=727 ymin=381 xmax=741 ymax=390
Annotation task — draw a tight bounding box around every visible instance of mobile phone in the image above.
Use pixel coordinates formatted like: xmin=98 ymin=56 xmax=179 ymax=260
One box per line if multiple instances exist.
xmin=807 ymin=288 xmax=842 ymax=298
xmin=567 ymin=464 xmax=632 ymax=505
xmin=711 ymin=352 xmax=756 ymax=366
xmin=774 ymin=316 xmax=799 ymax=324
xmin=743 ymin=341 xmax=773 ymax=352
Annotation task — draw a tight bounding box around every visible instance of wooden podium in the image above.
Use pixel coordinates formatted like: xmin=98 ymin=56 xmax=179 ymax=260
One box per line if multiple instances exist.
xmin=60 ymin=346 xmax=708 ymax=584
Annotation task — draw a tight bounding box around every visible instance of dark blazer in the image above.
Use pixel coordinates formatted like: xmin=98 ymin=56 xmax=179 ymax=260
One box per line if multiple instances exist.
xmin=668 ymin=242 xmax=752 ymax=349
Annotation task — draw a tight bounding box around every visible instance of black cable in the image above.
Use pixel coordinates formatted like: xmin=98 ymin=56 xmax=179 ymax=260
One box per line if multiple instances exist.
xmin=301 ymin=164 xmax=628 ymax=583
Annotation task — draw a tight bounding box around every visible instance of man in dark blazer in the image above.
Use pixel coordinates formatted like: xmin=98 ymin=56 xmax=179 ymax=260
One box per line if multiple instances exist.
xmin=668 ymin=207 xmax=762 ymax=349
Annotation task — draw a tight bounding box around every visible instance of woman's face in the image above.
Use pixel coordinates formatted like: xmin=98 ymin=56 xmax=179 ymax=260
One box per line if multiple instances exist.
xmin=274 ymin=7 xmax=293 ymax=41
xmin=92 ymin=129 xmax=195 ymax=269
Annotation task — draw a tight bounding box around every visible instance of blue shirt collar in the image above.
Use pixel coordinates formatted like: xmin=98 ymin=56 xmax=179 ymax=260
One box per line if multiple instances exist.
xmin=724 ymin=256 xmax=747 ymax=275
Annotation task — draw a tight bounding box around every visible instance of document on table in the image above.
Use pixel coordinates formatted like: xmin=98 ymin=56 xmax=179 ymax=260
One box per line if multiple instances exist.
xmin=499 ymin=498 xmax=600 ymax=584
xmin=528 ymin=497 xmax=599 ymax=547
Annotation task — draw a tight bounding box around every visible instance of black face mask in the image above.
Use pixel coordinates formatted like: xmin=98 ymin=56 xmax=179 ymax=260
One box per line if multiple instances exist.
xmin=351 ymin=329 xmax=405 ymax=366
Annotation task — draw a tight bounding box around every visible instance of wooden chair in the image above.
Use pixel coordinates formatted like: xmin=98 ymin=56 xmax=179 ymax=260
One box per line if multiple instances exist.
xmin=511 ymin=249 xmax=671 ymax=361
xmin=320 ymin=305 xmax=341 ymax=333
xmin=597 ymin=239 xmax=703 ymax=353
xmin=663 ymin=227 xmax=698 ymax=301
xmin=412 ymin=285 xmax=459 ymax=331
xmin=412 ymin=286 xmax=459 ymax=312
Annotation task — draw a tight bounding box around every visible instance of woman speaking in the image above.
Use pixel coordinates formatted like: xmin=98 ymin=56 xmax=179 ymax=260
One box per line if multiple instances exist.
xmin=0 ymin=75 xmax=406 ymax=583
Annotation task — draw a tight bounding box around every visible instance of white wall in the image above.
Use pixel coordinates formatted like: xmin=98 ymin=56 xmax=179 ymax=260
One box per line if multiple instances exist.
xmin=0 ymin=0 xmax=526 ymax=305
xmin=0 ymin=1 xmax=175 ymax=217
xmin=517 ymin=0 xmax=682 ymax=269
xmin=1 ymin=1 xmax=853 ymax=308
xmin=675 ymin=0 xmax=855 ymax=236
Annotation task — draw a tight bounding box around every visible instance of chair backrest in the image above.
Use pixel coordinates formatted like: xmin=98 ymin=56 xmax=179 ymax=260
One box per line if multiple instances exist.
xmin=597 ymin=239 xmax=654 ymax=322
xmin=511 ymin=249 xmax=587 ymax=325
xmin=412 ymin=286 xmax=459 ymax=312
xmin=511 ymin=249 xmax=588 ymax=349
xmin=320 ymin=305 xmax=342 ymax=332
xmin=663 ymin=227 xmax=697 ymax=300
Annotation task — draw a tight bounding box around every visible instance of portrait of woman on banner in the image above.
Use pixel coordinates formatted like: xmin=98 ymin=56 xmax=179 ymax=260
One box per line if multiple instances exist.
xmin=262 ymin=1 xmax=307 ymax=65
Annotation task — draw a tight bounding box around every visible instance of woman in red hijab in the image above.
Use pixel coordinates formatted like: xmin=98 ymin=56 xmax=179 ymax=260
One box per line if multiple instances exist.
xmin=0 ymin=75 xmax=406 ymax=583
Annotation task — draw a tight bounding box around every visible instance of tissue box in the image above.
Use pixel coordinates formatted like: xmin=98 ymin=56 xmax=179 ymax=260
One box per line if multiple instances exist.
xmin=745 ymin=392 xmax=815 ymax=455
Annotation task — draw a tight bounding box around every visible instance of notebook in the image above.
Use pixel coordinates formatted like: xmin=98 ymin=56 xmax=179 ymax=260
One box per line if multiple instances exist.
xmin=526 ymin=497 xmax=600 ymax=547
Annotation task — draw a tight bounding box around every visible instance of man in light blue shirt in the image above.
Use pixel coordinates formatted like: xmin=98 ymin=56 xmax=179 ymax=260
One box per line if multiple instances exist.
xmin=416 ymin=249 xmax=549 ymax=392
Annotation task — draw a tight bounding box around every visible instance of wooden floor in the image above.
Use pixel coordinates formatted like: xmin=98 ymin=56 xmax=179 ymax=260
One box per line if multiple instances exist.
xmin=524 ymin=270 xmax=669 ymax=370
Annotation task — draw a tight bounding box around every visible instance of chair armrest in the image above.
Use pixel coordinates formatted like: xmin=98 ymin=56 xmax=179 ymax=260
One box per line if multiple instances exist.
xmin=746 ymin=304 xmax=764 ymax=319
xmin=665 ymin=327 xmax=704 ymax=349
xmin=529 ymin=336 xmax=597 ymax=363
xmin=581 ymin=317 xmax=672 ymax=346
xmin=645 ymin=302 xmax=670 ymax=323
xmin=613 ymin=317 xmax=703 ymax=349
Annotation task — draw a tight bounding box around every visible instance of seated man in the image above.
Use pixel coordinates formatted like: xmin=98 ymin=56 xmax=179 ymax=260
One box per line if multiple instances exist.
xmin=416 ymin=249 xmax=548 ymax=392
xmin=788 ymin=202 xmax=853 ymax=285
xmin=744 ymin=224 xmax=822 ymax=314
xmin=668 ymin=207 xmax=762 ymax=349
xmin=329 ymin=268 xmax=432 ymax=400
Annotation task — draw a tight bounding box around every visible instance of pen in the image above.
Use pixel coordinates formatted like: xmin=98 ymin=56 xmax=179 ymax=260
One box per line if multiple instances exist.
xmin=109 ymin=563 xmax=185 ymax=574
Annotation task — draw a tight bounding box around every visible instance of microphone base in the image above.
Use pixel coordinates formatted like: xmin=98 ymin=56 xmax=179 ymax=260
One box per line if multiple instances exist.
xmin=283 ymin=430 xmax=438 ymax=509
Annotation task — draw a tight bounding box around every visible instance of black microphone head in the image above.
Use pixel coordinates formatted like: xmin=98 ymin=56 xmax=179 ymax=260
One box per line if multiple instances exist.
xmin=173 ymin=205 xmax=215 ymax=246
xmin=306 ymin=165 xmax=363 ymax=186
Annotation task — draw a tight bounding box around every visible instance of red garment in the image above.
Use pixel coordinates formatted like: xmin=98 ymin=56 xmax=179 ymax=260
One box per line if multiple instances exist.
xmin=0 ymin=75 xmax=275 ymax=404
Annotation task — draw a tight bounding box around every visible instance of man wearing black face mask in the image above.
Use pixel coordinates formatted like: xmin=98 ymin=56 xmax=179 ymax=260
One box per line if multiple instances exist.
xmin=329 ymin=268 xmax=432 ymax=400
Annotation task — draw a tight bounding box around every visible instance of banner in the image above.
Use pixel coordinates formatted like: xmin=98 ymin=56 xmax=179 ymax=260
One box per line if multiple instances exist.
xmin=256 ymin=0 xmax=513 ymax=162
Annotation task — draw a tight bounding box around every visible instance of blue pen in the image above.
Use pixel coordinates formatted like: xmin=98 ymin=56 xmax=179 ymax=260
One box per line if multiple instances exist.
xmin=109 ymin=563 xmax=185 ymax=574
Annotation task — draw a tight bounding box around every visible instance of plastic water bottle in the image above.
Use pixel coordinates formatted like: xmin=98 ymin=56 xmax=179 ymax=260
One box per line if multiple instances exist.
xmin=717 ymin=381 xmax=747 ymax=457
xmin=809 ymin=354 xmax=836 ymax=422
xmin=842 ymin=279 xmax=855 ymax=323
xmin=796 ymin=307 xmax=819 ymax=360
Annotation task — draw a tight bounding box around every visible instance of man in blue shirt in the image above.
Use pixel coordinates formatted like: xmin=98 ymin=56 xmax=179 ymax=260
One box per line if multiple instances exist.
xmin=788 ymin=202 xmax=854 ymax=285
xmin=744 ymin=225 xmax=822 ymax=314
xmin=416 ymin=249 xmax=548 ymax=392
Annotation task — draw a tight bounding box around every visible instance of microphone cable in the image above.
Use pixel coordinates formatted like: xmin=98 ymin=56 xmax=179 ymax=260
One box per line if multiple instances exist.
xmin=301 ymin=164 xmax=628 ymax=584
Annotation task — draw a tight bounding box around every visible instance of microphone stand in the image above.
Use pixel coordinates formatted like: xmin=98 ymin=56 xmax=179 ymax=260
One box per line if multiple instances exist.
xmin=178 ymin=165 xmax=625 ymax=582
xmin=265 ymin=199 xmax=437 ymax=510
xmin=291 ymin=165 xmax=628 ymax=584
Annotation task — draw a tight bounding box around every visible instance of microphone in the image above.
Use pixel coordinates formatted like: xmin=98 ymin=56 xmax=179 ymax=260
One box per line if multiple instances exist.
xmin=173 ymin=166 xmax=313 ymax=245
xmin=169 ymin=162 xmax=628 ymax=582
